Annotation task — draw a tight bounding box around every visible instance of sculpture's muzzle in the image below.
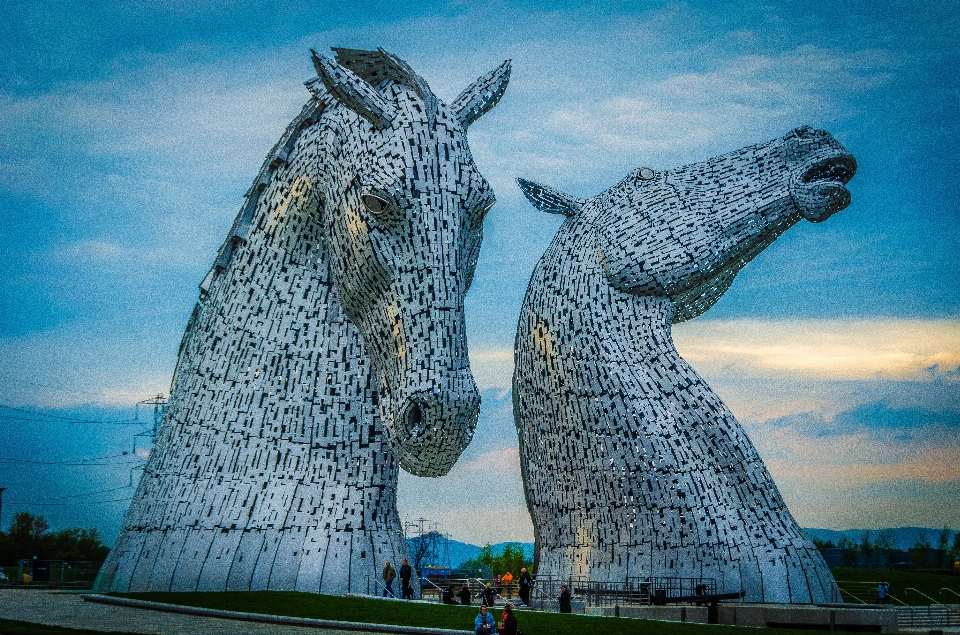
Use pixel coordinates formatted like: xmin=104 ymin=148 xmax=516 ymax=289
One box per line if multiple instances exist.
xmin=386 ymin=367 xmax=480 ymax=477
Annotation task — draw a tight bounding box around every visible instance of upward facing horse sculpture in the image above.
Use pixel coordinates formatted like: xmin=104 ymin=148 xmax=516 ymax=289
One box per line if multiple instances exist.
xmin=96 ymin=48 xmax=510 ymax=594
xmin=514 ymin=126 xmax=856 ymax=603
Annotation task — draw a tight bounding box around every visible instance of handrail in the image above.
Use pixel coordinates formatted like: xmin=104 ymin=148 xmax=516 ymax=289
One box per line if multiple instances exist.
xmin=420 ymin=575 xmax=446 ymax=602
xmin=838 ymin=587 xmax=868 ymax=605
xmin=941 ymin=588 xmax=960 ymax=600
xmin=364 ymin=573 xmax=396 ymax=598
xmin=885 ymin=593 xmax=907 ymax=607
xmin=906 ymin=587 xmax=941 ymax=605
xmin=466 ymin=577 xmax=514 ymax=605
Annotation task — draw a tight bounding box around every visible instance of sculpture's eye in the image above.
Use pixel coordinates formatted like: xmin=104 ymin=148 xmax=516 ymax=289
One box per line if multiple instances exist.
xmin=362 ymin=193 xmax=391 ymax=216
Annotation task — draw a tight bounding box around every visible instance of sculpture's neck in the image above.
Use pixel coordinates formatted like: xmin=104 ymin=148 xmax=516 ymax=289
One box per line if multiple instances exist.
xmin=554 ymin=223 xmax=681 ymax=363
xmin=594 ymin=280 xmax=680 ymax=364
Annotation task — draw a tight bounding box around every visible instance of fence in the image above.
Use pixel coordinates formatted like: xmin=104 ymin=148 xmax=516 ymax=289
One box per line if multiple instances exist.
xmin=412 ymin=573 xmax=718 ymax=607
xmin=823 ymin=547 xmax=957 ymax=570
xmin=2 ymin=560 xmax=104 ymax=586
xmin=895 ymin=605 xmax=960 ymax=630
xmin=534 ymin=576 xmax=718 ymax=607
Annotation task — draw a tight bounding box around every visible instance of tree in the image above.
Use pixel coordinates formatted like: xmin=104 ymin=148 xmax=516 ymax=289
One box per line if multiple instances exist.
xmin=912 ymin=530 xmax=932 ymax=568
xmin=874 ymin=528 xmax=896 ymax=551
xmin=859 ymin=530 xmax=875 ymax=566
xmin=461 ymin=543 xmax=533 ymax=578
xmin=836 ymin=535 xmax=857 ymax=567
xmin=408 ymin=530 xmax=444 ymax=572
xmin=0 ymin=512 xmax=110 ymax=564
xmin=937 ymin=526 xmax=951 ymax=551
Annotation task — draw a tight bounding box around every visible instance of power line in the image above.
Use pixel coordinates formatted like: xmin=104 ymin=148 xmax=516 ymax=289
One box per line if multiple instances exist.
xmin=0 ymin=403 xmax=142 ymax=425
xmin=17 ymin=485 xmax=132 ymax=501
xmin=6 ymin=496 xmax=133 ymax=506
xmin=0 ymin=413 xmax=144 ymax=426
xmin=0 ymin=373 xmax=163 ymax=401
xmin=0 ymin=454 xmax=144 ymax=467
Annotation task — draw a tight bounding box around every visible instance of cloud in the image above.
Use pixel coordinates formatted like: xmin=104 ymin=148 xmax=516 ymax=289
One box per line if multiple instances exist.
xmin=457 ymin=447 xmax=522 ymax=475
xmin=674 ymin=319 xmax=960 ymax=382
xmin=469 ymin=349 xmax=514 ymax=391
xmin=0 ymin=320 xmax=178 ymax=408
xmin=782 ymin=478 xmax=960 ymax=531
xmin=505 ymin=43 xmax=894 ymax=191
xmin=743 ymin=399 xmax=960 ymax=528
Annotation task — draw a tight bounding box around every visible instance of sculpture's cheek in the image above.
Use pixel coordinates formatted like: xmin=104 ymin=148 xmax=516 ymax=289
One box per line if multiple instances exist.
xmin=595 ymin=229 xmax=665 ymax=296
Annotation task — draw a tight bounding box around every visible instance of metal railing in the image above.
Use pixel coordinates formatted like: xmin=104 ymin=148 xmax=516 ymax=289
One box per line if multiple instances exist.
xmin=527 ymin=575 xmax=718 ymax=607
xmin=835 ymin=580 xmax=905 ymax=606
xmin=363 ymin=574 xmax=398 ymax=598
xmin=896 ymin=605 xmax=960 ymax=629
xmin=906 ymin=587 xmax=942 ymax=605
xmin=941 ymin=588 xmax=960 ymax=601
xmin=9 ymin=560 xmax=104 ymax=586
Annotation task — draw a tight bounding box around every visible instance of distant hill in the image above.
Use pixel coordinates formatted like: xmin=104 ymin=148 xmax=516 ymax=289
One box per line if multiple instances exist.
xmin=802 ymin=527 xmax=957 ymax=550
xmin=410 ymin=528 xmax=955 ymax=570
xmin=407 ymin=538 xmax=534 ymax=570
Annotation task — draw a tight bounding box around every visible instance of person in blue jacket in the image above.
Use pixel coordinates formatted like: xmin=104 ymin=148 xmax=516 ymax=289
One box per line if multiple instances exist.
xmin=474 ymin=604 xmax=497 ymax=635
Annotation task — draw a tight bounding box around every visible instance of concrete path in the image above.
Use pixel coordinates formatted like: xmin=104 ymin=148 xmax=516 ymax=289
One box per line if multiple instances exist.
xmin=0 ymin=588 xmax=389 ymax=634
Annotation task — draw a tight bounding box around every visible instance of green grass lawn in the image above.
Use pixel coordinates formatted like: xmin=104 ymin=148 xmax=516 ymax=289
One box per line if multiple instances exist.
xmin=831 ymin=567 xmax=960 ymax=606
xmin=0 ymin=619 xmax=140 ymax=635
xmin=116 ymin=591 xmax=842 ymax=635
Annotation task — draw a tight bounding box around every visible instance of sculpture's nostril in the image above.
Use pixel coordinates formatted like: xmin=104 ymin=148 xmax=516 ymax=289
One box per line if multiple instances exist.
xmin=405 ymin=401 xmax=425 ymax=435
xmin=409 ymin=403 xmax=422 ymax=424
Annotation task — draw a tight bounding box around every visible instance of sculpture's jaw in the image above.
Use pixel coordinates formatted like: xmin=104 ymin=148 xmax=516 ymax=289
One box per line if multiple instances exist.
xmin=784 ymin=126 xmax=857 ymax=223
xmin=792 ymin=155 xmax=857 ymax=222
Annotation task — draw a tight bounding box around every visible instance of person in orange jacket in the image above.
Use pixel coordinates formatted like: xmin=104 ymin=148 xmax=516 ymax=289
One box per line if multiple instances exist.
xmin=501 ymin=571 xmax=514 ymax=597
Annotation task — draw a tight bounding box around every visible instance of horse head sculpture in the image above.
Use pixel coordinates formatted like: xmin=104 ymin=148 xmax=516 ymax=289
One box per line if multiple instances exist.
xmin=518 ymin=126 xmax=855 ymax=322
xmin=97 ymin=48 xmax=509 ymax=596
xmin=513 ymin=127 xmax=856 ymax=602
xmin=311 ymin=49 xmax=509 ymax=476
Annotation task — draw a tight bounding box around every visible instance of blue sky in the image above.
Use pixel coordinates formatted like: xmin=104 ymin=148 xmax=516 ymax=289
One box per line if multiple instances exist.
xmin=1 ymin=1 xmax=958 ymax=546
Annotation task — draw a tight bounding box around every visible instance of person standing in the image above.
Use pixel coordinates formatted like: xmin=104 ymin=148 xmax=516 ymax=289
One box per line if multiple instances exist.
xmin=457 ymin=584 xmax=472 ymax=605
xmin=878 ymin=581 xmax=889 ymax=605
xmin=481 ymin=583 xmax=495 ymax=607
xmin=500 ymin=603 xmax=518 ymax=635
xmin=517 ymin=568 xmax=532 ymax=606
xmin=558 ymin=585 xmax=572 ymax=613
xmin=399 ymin=558 xmax=413 ymax=599
xmin=442 ymin=584 xmax=457 ymax=604
xmin=501 ymin=571 xmax=514 ymax=598
xmin=382 ymin=560 xmax=396 ymax=598
xmin=474 ymin=604 xmax=497 ymax=635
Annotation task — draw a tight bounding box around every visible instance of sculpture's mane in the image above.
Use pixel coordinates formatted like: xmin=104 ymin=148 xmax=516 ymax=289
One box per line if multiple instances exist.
xmin=331 ymin=48 xmax=435 ymax=102
xmin=199 ymin=48 xmax=434 ymax=299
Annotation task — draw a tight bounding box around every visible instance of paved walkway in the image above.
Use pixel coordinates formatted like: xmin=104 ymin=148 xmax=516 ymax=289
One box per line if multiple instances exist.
xmin=0 ymin=588 xmax=386 ymax=635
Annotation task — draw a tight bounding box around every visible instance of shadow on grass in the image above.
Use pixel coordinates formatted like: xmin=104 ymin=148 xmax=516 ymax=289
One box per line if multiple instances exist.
xmin=0 ymin=618 xmax=141 ymax=635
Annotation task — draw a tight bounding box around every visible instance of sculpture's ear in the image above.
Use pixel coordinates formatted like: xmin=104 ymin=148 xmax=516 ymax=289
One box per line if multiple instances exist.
xmin=451 ymin=60 xmax=511 ymax=128
xmin=311 ymin=49 xmax=397 ymax=129
xmin=516 ymin=178 xmax=584 ymax=217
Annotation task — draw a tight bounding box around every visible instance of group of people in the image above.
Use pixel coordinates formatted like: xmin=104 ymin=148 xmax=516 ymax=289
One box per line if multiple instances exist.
xmin=471 ymin=583 xmax=570 ymax=635
xmin=380 ymin=559 xmax=414 ymax=599
xmin=380 ymin=562 xmax=576 ymax=633
xmin=474 ymin=603 xmax=518 ymax=635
